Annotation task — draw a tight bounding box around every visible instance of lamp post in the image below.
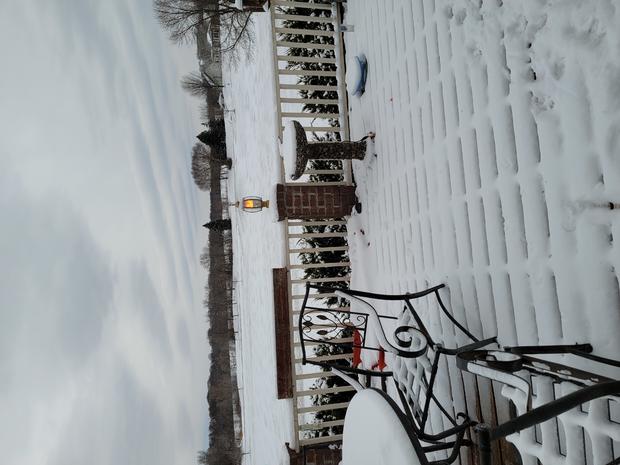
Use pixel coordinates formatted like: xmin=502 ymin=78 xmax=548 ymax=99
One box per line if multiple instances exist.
xmin=230 ymin=196 xmax=270 ymax=213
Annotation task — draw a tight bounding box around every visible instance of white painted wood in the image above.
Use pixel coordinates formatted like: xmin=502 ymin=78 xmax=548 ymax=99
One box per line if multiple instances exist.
xmin=275 ymin=27 xmax=335 ymax=37
xmin=292 ymin=292 xmax=338 ymax=300
xmin=274 ymin=14 xmax=334 ymax=24
xmin=295 ymin=371 xmax=337 ymax=380
xmin=280 ymin=96 xmax=339 ymax=104
xmin=299 ymin=419 xmax=345 ymax=431
xmin=302 ymin=169 xmax=345 ymax=175
xmin=288 ymin=232 xmax=347 ymax=238
xmin=281 ymin=111 xmax=340 ymax=119
xmin=291 ymin=276 xmax=350 ymax=284
xmin=298 ymin=402 xmax=349 ymax=413
xmin=272 ymin=0 xmax=333 ymax=10
xmin=296 ymin=385 xmax=355 ymax=397
xmin=289 ymin=261 xmax=350 ymax=269
xmin=280 ymin=83 xmax=337 ymax=91
xmin=289 ymin=246 xmax=348 ymax=253
xmin=272 ymin=3 xmax=354 ymax=447
xmin=295 ymin=337 xmax=353 ymax=347
xmin=279 ymin=69 xmax=337 ymax=77
xmin=299 ymin=435 xmax=343 ymax=447
xmin=287 ymin=220 xmax=347 ymax=227
xmin=295 ymin=353 xmax=353 ymax=363
xmin=277 ymin=55 xmax=337 ymax=64
xmin=276 ymin=40 xmax=336 ymax=50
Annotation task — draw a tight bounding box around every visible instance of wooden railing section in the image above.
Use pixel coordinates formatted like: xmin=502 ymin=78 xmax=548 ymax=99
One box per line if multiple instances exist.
xmin=285 ymin=219 xmax=353 ymax=449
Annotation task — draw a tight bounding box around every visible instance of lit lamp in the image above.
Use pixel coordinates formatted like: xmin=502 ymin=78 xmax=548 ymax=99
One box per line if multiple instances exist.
xmin=230 ymin=196 xmax=269 ymax=213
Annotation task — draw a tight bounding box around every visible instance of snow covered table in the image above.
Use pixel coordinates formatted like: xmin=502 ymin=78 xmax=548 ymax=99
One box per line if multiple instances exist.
xmin=282 ymin=120 xmax=367 ymax=180
xmin=341 ymin=388 xmax=426 ymax=465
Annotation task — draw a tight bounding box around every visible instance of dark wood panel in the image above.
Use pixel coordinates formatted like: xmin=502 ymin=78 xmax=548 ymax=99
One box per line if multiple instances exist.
xmin=273 ymin=267 xmax=293 ymax=399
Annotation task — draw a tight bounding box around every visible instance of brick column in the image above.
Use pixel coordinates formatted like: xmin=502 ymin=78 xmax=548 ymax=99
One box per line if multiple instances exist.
xmin=276 ymin=184 xmax=357 ymax=221
xmin=286 ymin=444 xmax=342 ymax=465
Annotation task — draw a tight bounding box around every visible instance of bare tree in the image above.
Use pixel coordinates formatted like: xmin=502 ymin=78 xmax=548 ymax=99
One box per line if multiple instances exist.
xmin=218 ymin=9 xmax=254 ymax=63
xmin=192 ymin=142 xmax=232 ymax=193
xmin=181 ymin=71 xmax=223 ymax=98
xmin=192 ymin=145 xmax=212 ymax=191
xmin=154 ymin=0 xmax=207 ymax=43
xmin=197 ymin=450 xmax=208 ymax=464
xmin=154 ymin=0 xmax=254 ymax=59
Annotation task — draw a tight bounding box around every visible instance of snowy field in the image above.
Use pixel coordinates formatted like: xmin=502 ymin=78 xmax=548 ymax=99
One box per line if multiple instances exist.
xmin=222 ymin=13 xmax=295 ymax=465
xmin=225 ymin=1 xmax=620 ymax=464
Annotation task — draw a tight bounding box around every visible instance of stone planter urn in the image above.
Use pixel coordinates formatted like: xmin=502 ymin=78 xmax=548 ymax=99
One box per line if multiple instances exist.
xmin=284 ymin=120 xmax=367 ymax=180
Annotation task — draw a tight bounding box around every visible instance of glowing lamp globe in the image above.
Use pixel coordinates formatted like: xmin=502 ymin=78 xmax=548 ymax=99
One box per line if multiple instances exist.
xmin=241 ymin=196 xmax=269 ymax=212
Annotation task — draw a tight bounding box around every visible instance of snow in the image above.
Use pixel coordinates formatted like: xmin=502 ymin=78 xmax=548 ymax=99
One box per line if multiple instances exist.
xmin=224 ymin=1 xmax=620 ymax=464
xmin=345 ymin=0 xmax=620 ymax=362
xmin=221 ymin=13 xmax=293 ymax=465
xmin=281 ymin=120 xmax=298 ymax=181
xmin=344 ymin=0 xmax=620 ymax=460
xmin=342 ymin=389 xmax=423 ymax=465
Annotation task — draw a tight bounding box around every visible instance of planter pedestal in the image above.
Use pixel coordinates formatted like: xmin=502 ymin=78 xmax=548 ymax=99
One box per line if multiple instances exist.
xmin=290 ymin=121 xmax=366 ymax=180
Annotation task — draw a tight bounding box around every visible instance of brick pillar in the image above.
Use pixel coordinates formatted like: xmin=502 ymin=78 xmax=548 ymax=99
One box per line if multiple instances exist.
xmin=286 ymin=444 xmax=343 ymax=465
xmin=276 ymin=184 xmax=357 ymax=221
xmin=304 ymin=447 xmax=343 ymax=465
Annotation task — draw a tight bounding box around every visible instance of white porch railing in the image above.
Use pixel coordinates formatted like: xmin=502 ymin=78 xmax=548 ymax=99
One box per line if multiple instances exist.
xmin=270 ymin=0 xmax=354 ymax=449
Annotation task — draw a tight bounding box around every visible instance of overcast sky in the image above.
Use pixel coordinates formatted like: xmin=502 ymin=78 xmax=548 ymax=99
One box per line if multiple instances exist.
xmin=0 ymin=1 xmax=211 ymax=464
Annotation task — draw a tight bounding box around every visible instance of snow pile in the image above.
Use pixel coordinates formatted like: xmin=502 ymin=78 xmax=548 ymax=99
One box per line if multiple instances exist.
xmin=342 ymin=389 xmax=422 ymax=465
xmin=280 ymin=120 xmax=297 ymax=181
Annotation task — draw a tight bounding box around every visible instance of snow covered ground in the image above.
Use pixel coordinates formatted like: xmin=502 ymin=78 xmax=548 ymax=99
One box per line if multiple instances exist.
xmin=225 ymin=1 xmax=620 ymax=464
xmin=222 ymin=13 xmax=295 ymax=465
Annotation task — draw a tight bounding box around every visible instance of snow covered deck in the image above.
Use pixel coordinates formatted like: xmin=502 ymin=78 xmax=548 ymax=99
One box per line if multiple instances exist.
xmin=345 ymin=0 xmax=620 ymax=358
xmin=343 ymin=1 xmax=620 ymax=461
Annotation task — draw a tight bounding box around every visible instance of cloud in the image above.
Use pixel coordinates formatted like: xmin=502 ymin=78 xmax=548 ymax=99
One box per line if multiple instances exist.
xmin=0 ymin=1 xmax=210 ymax=464
xmin=0 ymin=168 xmax=116 ymax=463
xmin=48 ymin=362 xmax=172 ymax=465
xmin=125 ymin=261 xmax=174 ymax=362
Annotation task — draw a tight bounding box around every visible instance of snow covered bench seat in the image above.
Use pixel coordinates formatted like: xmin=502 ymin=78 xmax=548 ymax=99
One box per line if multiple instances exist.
xmin=457 ymin=347 xmax=620 ymax=465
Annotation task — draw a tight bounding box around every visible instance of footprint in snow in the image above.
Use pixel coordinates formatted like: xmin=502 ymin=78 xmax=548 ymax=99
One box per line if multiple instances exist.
xmin=530 ymin=92 xmax=555 ymax=114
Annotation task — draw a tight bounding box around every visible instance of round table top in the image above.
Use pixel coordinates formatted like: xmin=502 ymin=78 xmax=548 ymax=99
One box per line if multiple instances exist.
xmin=341 ymin=389 xmax=425 ymax=465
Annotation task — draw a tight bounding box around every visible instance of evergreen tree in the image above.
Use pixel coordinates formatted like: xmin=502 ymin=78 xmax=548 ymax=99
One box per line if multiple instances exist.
xmin=305 ymin=340 xmax=355 ymax=439
xmin=203 ymin=218 xmax=232 ymax=232
xmin=197 ymin=118 xmax=227 ymax=148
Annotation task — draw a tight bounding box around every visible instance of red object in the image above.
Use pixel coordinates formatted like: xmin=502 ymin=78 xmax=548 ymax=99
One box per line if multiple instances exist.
xmin=351 ymin=329 xmax=387 ymax=371
xmin=352 ymin=330 xmax=362 ymax=367
xmin=372 ymin=348 xmax=387 ymax=371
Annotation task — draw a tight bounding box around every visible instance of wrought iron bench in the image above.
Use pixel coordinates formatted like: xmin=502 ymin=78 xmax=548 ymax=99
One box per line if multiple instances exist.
xmin=300 ymin=282 xmax=620 ymax=464
xmin=336 ymin=345 xmax=620 ymax=465
xmin=298 ymin=282 xmax=496 ymax=443
xmin=457 ymin=345 xmax=620 ymax=465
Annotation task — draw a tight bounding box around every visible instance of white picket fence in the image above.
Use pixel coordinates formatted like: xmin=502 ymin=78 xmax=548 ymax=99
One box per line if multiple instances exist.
xmin=270 ymin=0 xmax=354 ymax=450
